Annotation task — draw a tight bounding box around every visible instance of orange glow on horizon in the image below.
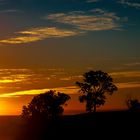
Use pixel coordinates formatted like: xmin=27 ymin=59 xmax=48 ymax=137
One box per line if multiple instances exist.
xmin=0 ymin=101 xmax=21 ymax=115
xmin=0 ymin=69 xmax=139 ymax=115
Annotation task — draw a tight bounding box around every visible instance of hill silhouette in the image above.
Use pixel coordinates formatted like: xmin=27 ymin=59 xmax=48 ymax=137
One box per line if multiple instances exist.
xmin=15 ymin=110 xmax=140 ymax=140
xmin=0 ymin=116 xmax=21 ymax=140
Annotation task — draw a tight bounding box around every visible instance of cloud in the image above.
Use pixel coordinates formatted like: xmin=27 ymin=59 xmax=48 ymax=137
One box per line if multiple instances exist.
xmin=0 ymin=76 xmax=31 ymax=84
xmin=0 ymin=27 xmax=79 ymax=44
xmin=0 ymin=81 xmax=140 ymax=97
xmin=118 ymin=0 xmax=140 ymax=8
xmin=0 ymin=9 xmax=125 ymax=45
xmin=116 ymin=82 xmax=140 ymax=89
xmin=60 ymin=77 xmax=72 ymax=81
xmin=0 ymin=74 xmax=32 ymax=84
xmin=90 ymin=8 xmax=105 ymax=13
xmin=0 ymin=9 xmax=19 ymax=13
xmin=0 ymin=69 xmax=33 ymax=84
xmin=110 ymin=71 xmax=140 ymax=78
xmin=0 ymin=0 xmax=7 ymax=5
xmin=46 ymin=9 xmax=122 ymax=31
xmin=86 ymin=0 xmax=100 ymax=3
xmin=124 ymin=62 xmax=140 ymax=67
xmin=60 ymin=75 xmax=83 ymax=81
xmin=0 ymin=79 xmax=23 ymax=83
xmin=0 ymin=86 xmax=78 ymax=97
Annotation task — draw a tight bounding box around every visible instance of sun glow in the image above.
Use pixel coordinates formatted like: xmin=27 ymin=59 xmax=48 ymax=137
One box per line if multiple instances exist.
xmin=0 ymin=101 xmax=16 ymax=115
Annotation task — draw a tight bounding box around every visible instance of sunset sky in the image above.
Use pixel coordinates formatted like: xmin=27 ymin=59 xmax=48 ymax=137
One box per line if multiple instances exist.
xmin=0 ymin=0 xmax=140 ymax=115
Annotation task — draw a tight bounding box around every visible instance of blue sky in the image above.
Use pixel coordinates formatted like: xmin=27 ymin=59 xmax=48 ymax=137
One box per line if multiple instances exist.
xmin=0 ymin=0 xmax=140 ymax=68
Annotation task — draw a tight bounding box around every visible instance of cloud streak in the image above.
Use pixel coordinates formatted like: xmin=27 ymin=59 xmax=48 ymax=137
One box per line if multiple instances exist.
xmin=0 ymin=69 xmax=36 ymax=86
xmin=86 ymin=0 xmax=100 ymax=3
xmin=46 ymin=10 xmax=123 ymax=32
xmin=0 ymin=9 xmax=19 ymax=13
xmin=0 ymin=86 xmax=78 ymax=97
xmin=0 ymin=0 xmax=7 ymax=5
xmin=110 ymin=71 xmax=140 ymax=78
xmin=116 ymin=82 xmax=140 ymax=89
xmin=0 ymin=27 xmax=79 ymax=44
xmin=118 ymin=0 xmax=140 ymax=8
xmin=0 ymin=81 xmax=140 ymax=97
xmin=124 ymin=62 xmax=140 ymax=67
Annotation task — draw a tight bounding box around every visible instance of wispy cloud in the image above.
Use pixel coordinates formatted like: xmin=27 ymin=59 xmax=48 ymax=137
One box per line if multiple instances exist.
xmin=116 ymin=82 xmax=140 ymax=89
xmin=0 ymin=74 xmax=32 ymax=84
xmin=0 ymin=9 xmax=19 ymax=13
xmin=0 ymin=81 xmax=140 ymax=97
xmin=0 ymin=69 xmax=33 ymax=85
xmin=86 ymin=0 xmax=100 ymax=3
xmin=46 ymin=9 xmax=123 ymax=31
xmin=0 ymin=9 xmax=125 ymax=44
xmin=0 ymin=0 xmax=7 ymax=5
xmin=0 ymin=86 xmax=78 ymax=97
xmin=118 ymin=0 xmax=140 ymax=9
xmin=110 ymin=71 xmax=140 ymax=78
xmin=0 ymin=79 xmax=23 ymax=83
xmin=60 ymin=77 xmax=72 ymax=81
xmin=60 ymin=75 xmax=82 ymax=81
xmin=0 ymin=27 xmax=79 ymax=44
xmin=124 ymin=62 xmax=140 ymax=67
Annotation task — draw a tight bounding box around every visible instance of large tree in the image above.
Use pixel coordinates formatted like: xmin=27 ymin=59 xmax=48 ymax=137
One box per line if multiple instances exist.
xmin=21 ymin=90 xmax=71 ymax=120
xmin=76 ymin=70 xmax=117 ymax=113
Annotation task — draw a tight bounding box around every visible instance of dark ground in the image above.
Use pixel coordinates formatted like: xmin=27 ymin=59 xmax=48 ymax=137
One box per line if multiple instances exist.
xmin=1 ymin=111 xmax=140 ymax=140
xmin=0 ymin=116 xmax=21 ymax=140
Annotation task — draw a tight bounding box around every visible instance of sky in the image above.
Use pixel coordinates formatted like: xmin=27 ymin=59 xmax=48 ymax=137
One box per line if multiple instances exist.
xmin=0 ymin=0 xmax=140 ymax=115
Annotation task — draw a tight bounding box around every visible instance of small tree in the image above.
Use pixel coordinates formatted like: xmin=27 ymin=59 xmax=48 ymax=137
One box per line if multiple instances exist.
xmin=21 ymin=90 xmax=71 ymax=120
xmin=126 ymin=98 xmax=140 ymax=111
xmin=76 ymin=70 xmax=117 ymax=113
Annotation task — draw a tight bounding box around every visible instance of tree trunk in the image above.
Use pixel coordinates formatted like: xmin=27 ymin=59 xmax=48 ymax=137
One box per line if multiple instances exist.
xmin=93 ymin=104 xmax=96 ymax=113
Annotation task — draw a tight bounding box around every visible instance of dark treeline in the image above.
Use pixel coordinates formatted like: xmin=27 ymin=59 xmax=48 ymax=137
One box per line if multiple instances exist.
xmin=21 ymin=70 xmax=118 ymax=120
xmin=16 ymin=111 xmax=140 ymax=140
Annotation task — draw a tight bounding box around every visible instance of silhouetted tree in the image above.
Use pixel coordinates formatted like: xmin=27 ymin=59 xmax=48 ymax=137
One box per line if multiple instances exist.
xmin=126 ymin=98 xmax=140 ymax=111
xmin=21 ymin=90 xmax=71 ymax=120
xmin=76 ymin=70 xmax=117 ymax=113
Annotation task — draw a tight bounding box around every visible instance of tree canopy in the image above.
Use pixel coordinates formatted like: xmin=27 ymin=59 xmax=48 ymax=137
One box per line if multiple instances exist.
xmin=21 ymin=90 xmax=71 ymax=120
xmin=126 ymin=98 xmax=140 ymax=111
xmin=76 ymin=70 xmax=118 ymax=113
